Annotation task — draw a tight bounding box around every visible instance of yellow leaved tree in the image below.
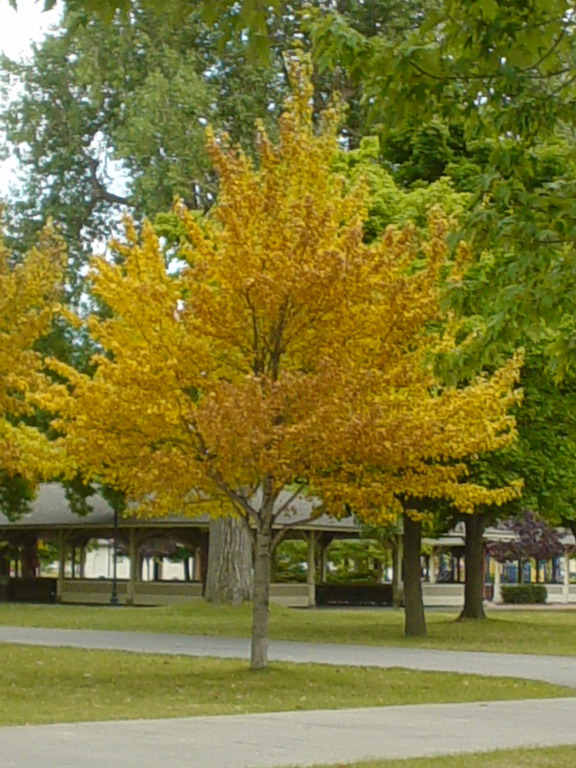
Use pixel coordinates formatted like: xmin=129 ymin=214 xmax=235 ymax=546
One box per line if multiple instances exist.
xmin=45 ymin=60 xmax=521 ymax=668
xmin=0 ymin=223 xmax=65 ymax=498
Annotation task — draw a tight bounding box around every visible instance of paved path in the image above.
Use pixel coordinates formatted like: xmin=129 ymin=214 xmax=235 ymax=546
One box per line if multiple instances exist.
xmin=3 ymin=698 xmax=576 ymax=768
xmin=1 ymin=625 xmax=576 ymax=688
xmin=2 ymin=626 xmax=576 ymax=767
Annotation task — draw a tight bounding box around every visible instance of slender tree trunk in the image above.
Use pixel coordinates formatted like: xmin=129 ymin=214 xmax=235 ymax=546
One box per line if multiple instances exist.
xmin=392 ymin=537 xmax=404 ymax=607
xmin=251 ymin=514 xmax=273 ymax=670
xmin=518 ymin=558 xmax=524 ymax=584
xmin=205 ymin=517 xmax=253 ymax=605
xmin=403 ymin=513 xmax=427 ymax=637
xmin=459 ymin=513 xmax=487 ymax=620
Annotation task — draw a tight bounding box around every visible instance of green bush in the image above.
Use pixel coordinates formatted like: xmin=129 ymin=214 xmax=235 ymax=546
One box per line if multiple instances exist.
xmin=501 ymin=584 xmax=547 ymax=604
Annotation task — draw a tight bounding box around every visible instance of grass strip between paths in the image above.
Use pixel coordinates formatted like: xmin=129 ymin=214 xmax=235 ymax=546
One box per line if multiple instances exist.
xmin=0 ymin=643 xmax=572 ymax=726
xmin=286 ymin=745 xmax=576 ymax=768
xmin=3 ymin=602 xmax=576 ymax=656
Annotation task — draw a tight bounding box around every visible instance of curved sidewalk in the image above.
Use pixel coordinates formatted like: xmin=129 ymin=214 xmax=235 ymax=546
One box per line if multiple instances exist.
xmin=2 ymin=626 xmax=576 ymax=768
xmin=3 ymin=698 xmax=576 ymax=768
xmin=0 ymin=625 xmax=575 ymax=687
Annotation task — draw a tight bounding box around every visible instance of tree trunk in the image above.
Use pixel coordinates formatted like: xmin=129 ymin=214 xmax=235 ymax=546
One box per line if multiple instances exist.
xmin=518 ymin=558 xmax=524 ymax=584
xmin=205 ymin=517 xmax=253 ymax=605
xmin=21 ymin=539 xmax=39 ymax=578
xmin=392 ymin=537 xmax=404 ymax=607
xmin=251 ymin=515 xmax=273 ymax=670
xmin=459 ymin=513 xmax=487 ymax=620
xmin=403 ymin=513 xmax=427 ymax=637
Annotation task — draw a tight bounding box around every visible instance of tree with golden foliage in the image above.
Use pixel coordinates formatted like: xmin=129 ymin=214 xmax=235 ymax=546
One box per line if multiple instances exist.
xmin=44 ymin=60 xmax=521 ymax=668
xmin=0 ymin=224 xmax=65 ymax=499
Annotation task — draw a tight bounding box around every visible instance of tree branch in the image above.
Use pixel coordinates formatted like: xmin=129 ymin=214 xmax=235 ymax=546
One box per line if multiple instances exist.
xmin=87 ymin=156 xmax=131 ymax=207
xmin=272 ymin=509 xmax=324 ymax=549
xmin=272 ymin=483 xmax=308 ymax=522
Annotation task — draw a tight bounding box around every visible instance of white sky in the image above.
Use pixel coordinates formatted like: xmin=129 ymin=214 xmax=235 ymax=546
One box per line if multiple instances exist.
xmin=0 ymin=0 xmax=59 ymax=59
xmin=0 ymin=0 xmax=62 ymax=194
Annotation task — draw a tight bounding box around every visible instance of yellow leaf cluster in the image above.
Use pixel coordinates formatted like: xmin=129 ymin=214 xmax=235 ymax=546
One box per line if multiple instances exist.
xmin=43 ymin=60 xmax=522 ymax=524
xmin=0 ymin=224 xmax=66 ymax=482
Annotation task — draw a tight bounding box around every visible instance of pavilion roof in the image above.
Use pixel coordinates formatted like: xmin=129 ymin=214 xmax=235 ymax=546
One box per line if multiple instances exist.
xmin=0 ymin=483 xmax=358 ymax=534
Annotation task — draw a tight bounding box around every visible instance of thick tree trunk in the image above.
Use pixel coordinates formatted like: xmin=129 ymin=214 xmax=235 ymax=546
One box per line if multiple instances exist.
xmin=205 ymin=517 xmax=253 ymax=605
xmin=403 ymin=513 xmax=427 ymax=637
xmin=459 ymin=513 xmax=487 ymax=620
xmin=21 ymin=539 xmax=39 ymax=578
xmin=251 ymin=515 xmax=273 ymax=670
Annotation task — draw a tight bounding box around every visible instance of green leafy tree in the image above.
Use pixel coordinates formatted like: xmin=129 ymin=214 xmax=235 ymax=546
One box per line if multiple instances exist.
xmin=449 ymin=347 xmax=576 ymax=619
xmin=309 ymin=0 xmax=576 ymax=374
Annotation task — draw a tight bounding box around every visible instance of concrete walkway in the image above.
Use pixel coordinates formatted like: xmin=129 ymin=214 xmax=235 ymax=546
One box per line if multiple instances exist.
xmin=1 ymin=625 xmax=576 ymax=688
xmin=2 ymin=626 xmax=576 ymax=767
xmin=3 ymin=698 xmax=576 ymax=768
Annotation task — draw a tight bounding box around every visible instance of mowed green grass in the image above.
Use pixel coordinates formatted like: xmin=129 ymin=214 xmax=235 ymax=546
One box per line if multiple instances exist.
xmin=0 ymin=643 xmax=571 ymax=726
xmin=1 ymin=602 xmax=576 ymax=656
xmin=292 ymin=745 xmax=576 ymax=768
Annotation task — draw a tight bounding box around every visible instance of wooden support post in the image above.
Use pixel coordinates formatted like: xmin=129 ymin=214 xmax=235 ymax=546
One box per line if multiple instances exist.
xmin=563 ymin=550 xmax=571 ymax=604
xmin=193 ymin=546 xmax=202 ymax=581
xmin=0 ymin=547 xmax=8 ymax=576
xmin=429 ymin=551 xmax=437 ymax=584
xmin=319 ymin=535 xmax=330 ymax=583
xmin=57 ymin=532 xmax=66 ymax=602
xmin=307 ymin=531 xmax=317 ymax=607
xmin=126 ymin=529 xmax=138 ymax=606
xmin=79 ymin=546 xmax=86 ymax=579
xmin=493 ymin=559 xmax=502 ymax=604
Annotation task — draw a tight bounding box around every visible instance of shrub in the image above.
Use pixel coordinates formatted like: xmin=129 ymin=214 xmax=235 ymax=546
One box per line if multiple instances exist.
xmin=501 ymin=584 xmax=547 ymax=604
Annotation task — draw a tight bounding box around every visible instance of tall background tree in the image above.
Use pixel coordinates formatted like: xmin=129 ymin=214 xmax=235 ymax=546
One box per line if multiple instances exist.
xmin=310 ymin=0 xmax=576 ymax=375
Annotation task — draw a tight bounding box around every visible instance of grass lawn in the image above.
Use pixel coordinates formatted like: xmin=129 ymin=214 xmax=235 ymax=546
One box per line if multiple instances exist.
xmin=1 ymin=602 xmax=576 ymax=656
xmin=292 ymin=745 xmax=576 ymax=767
xmin=0 ymin=643 xmax=571 ymax=726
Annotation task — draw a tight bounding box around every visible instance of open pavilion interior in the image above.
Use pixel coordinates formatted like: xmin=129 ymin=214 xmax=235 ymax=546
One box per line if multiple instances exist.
xmin=1 ymin=484 xmax=575 ymax=608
